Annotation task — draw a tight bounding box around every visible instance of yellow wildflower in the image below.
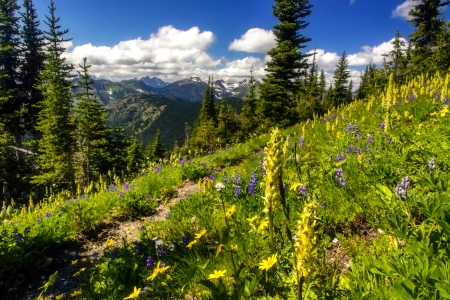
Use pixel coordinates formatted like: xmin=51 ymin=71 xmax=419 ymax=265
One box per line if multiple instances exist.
xmin=418 ymin=123 xmax=424 ymax=129
xmin=258 ymin=220 xmax=269 ymax=231
xmin=70 ymin=289 xmax=82 ymax=297
xmin=73 ymin=267 xmax=86 ymax=277
xmin=247 ymin=215 xmax=259 ymax=224
xmin=431 ymin=111 xmax=438 ymax=117
xmin=105 ymin=238 xmax=114 ymax=247
xmin=262 ymin=128 xmax=284 ymax=210
xmin=208 ymin=270 xmax=226 ymax=280
xmin=195 ymin=229 xmax=207 ymax=239
xmin=215 ymin=244 xmax=224 ymax=257
xmin=186 ymin=240 xmax=197 ymax=249
xmin=55 ymin=294 xmax=64 ymax=300
xmin=294 ymin=202 xmax=318 ymax=278
xmin=441 ymin=106 xmax=449 ymax=117
xmin=225 ymin=205 xmax=236 ymax=218
xmin=123 ymin=286 xmax=142 ymax=299
xmin=147 ymin=261 xmax=170 ymax=281
xmin=230 ymin=244 xmax=238 ymax=251
xmin=71 ymin=259 xmax=78 ymax=265
xmin=259 ymin=254 xmax=277 ymax=271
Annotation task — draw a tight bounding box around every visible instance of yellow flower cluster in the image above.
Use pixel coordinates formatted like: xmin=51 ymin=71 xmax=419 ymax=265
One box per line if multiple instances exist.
xmin=124 ymin=286 xmax=141 ymax=299
xmin=293 ymin=202 xmax=318 ymax=278
xmin=147 ymin=261 xmax=170 ymax=281
xmin=187 ymin=229 xmax=207 ymax=249
xmin=261 ymin=128 xmax=284 ymax=210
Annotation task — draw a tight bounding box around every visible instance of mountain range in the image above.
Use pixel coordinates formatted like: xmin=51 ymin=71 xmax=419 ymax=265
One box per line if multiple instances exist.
xmin=74 ymin=76 xmax=260 ymax=105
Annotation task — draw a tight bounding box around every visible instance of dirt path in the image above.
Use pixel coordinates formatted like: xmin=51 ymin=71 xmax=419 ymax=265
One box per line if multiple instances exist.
xmin=8 ymin=180 xmax=199 ymax=300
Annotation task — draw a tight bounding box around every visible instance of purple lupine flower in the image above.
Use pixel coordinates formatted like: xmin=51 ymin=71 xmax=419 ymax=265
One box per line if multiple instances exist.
xmin=443 ymin=95 xmax=450 ymax=105
xmin=160 ymin=261 xmax=166 ymax=268
xmin=367 ymin=136 xmax=374 ymax=143
xmin=335 ymin=153 xmax=346 ymax=162
xmin=336 ymin=168 xmax=343 ymax=178
xmin=232 ymin=173 xmax=242 ymax=185
xmin=429 ymin=158 xmax=436 ymax=171
xmin=345 ymin=122 xmax=353 ymax=134
xmin=355 ymin=147 xmax=361 ymax=155
xmin=45 ymin=212 xmax=51 ymax=218
xmin=234 ymin=185 xmax=241 ymax=198
xmin=320 ymin=201 xmax=326 ymax=209
xmin=15 ymin=234 xmax=23 ymax=243
xmin=154 ymin=164 xmax=162 ymax=174
xmin=119 ymin=191 xmax=124 ymax=198
xmin=326 ymin=116 xmax=331 ymax=122
xmin=364 ymin=146 xmax=370 ymax=152
xmin=259 ymin=160 xmax=266 ymax=176
xmin=181 ymin=235 xmax=189 ymax=246
xmin=346 ymin=145 xmax=354 ymax=153
xmin=164 ymin=213 xmax=169 ymax=220
xmin=408 ymin=88 xmax=416 ymax=101
xmin=396 ymin=176 xmax=411 ymax=197
xmin=436 ymin=90 xmax=441 ymax=101
xmin=380 ymin=121 xmax=385 ymax=130
xmin=355 ymin=133 xmax=361 ymax=141
xmin=247 ymin=170 xmax=258 ymax=196
xmin=298 ymin=185 xmax=307 ymax=199
xmin=37 ymin=217 xmax=42 ymax=223
xmin=123 ymin=183 xmax=129 ymax=191
xmin=339 ymin=177 xmax=347 ymax=187
xmin=200 ymin=162 xmax=206 ymax=167
xmin=179 ymin=156 xmax=188 ymax=166
xmin=146 ymin=256 xmax=154 ymax=268
xmin=157 ymin=249 xmax=165 ymax=258
xmin=208 ymin=172 xmax=217 ymax=181
xmin=299 ymin=136 xmax=304 ymax=148
xmin=141 ymin=287 xmax=149 ymax=294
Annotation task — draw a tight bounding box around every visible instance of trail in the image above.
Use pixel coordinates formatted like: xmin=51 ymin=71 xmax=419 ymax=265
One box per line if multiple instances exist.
xmin=9 ymin=180 xmax=199 ymax=300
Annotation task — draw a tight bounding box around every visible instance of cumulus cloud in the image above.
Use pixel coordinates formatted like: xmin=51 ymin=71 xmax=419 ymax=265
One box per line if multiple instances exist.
xmin=63 ymin=25 xmax=221 ymax=81
xmin=392 ymin=0 xmax=415 ymax=20
xmin=228 ymin=28 xmax=276 ymax=53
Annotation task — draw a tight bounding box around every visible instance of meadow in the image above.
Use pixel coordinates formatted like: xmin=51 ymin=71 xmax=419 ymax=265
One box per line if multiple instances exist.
xmin=1 ymin=71 xmax=450 ymax=299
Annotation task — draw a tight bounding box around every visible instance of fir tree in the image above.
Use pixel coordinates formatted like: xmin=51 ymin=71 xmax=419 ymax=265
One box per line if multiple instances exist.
xmin=19 ymin=0 xmax=46 ymax=139
xmin=126 ymin=128 xmax=143 ymax=174
xmin=110 ymin=125 xmax=129 ymax=175
xmin=151 ymin=128 xmax=165 ymax=162
xmin=74 ymin=57 xmax=109 ymax=187
xmin=331 ymin=51 xmax=350 ymax=107
xmin=0 ymin=0 xmax=22 ymax=148
xmin=318 ymin=69 xmax=326 ymax=104
xmin=242 ymin=66 xmax=258 ymax=133
xmin=257 ymin=0 xmax=313 ymax=127
xmin=408 ymin=0 xmax=450 ymax=74
xmin=346 ymin=80 xmax=353 ymax=104
xmin=197 ymin=76 xmax=217 ymax=125
xmin=382 ymin=29 xmax=407 ymax=83
xmin=32 ymin=0 xmax=76 ymax=191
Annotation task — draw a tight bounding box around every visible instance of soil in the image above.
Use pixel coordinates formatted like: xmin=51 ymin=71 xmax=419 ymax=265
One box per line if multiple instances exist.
xmin=6 ymin=180 xmax=199 ymax=300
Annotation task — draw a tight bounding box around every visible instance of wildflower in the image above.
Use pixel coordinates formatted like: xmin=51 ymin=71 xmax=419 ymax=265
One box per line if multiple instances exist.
xmin=336 ymin=168 xmax=343 ymax=178
xmin=443 ymin=94 xmax=450 ymax=105
xmin=230 ymin=244 xmax=238 ymax=251
xmin=208 ymin=270 xmax=226 ymax=280
xmin=157 ymin=249 xmax=165 ymax=258
xmin=119 ymin=191 xmax=124 ymax=198
xmin=146 ymin=256 xmax=154 ymax=268
xmin=232 ymin=173 xmax=242 ymax=185
xmin=71 ymin=259 xmax=78 ymax=265
xmin=380 ymin=121 xmax=385 ymax=130
xmin=396 ymin=176 xmax=411 ymax=197
xmin=124 ymin=286 xmax=142 ymax=299
xmin=195 ymin=229 xmax=207 ymax=239
xmin=367 ymin=136 xmax=374 ymax=143
xmin=73 ymin=268 xmax=86 ymax=277
xmin=70 ymin=289 xmax=82 ymax=297
xmin=259 ymin=254 xmax=277 ymax=271
xmin=258 ymin=220 xmax=269 ymax=230
xmin=45 ymin=212 xmax=51 ymax=218
xmin=247 ymin=215 xmax=259 ymax=224
xmin=441 ymin=105 xmax=449 ymax=117
xmin=105 ymin=238 xmax=114 ymax=247
xmin=37 ymin=217 xmax=41 ymax=223
xmin=15 ymin=234 xmax=23 ymax=243
xmin=181 ymin=235 xmax=189 ymax=246
xmin=247 ymin=170 xmax=258 ymax=196
xmin=147 ymin=261 xmax=170 ymax=281
xmin=233 ymin=185 xmax=241 ymax=198
xmin=294 ymin=202 xmax=318 ymax=277
xmin=298 ymin=136 xmax=304 ymax=148
xmin=226 ymin=205 xmax=236 ymax=218
xmin=436 ymin=90 xmax=442 ymax=101
xmin=335 ymin=153 xmax=346 ymax=162
xmin=429 ymin=158 xmax=436 ymax=171
xmin=55 ymin=294 xmax=64 ymax=300
xmin=92 ymin=252 xmax=99 ymax=261
xmin=186 ymin=240 xmax=197 ymax=249
xmin=154 ymin=164 xmax=162 ymax=174
xmin=320 ymin=201 xmax=326 ymax=209
xmin=297 ymin=185 xmax=307 ymax=199
xmin=332 ymin=237 xmax=339 ymax=244
xmin=164 ymin=212 xmax=169 ymax=220
xmin=215 ymin=244 xmax=224 ymax=257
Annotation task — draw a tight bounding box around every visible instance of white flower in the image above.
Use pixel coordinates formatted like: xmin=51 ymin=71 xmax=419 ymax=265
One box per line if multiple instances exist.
xmin=215 ymin=182 xmax=225 ymax=191
xmin=332 ymin=238 xmax=339 ymax=244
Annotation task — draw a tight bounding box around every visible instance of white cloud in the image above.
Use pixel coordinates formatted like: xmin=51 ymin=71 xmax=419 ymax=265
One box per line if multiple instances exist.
xmin=63 ymin=25 xmax=220 ymax=81
xmin=392 ymin=0 xmax=415 ymax=20
xmin=228 ymin=28 xmax=276 ymax=53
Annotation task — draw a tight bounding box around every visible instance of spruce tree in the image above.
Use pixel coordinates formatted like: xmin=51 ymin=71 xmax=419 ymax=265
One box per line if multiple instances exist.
xmin=151 ymin=128 xmax=165 ymax=162
xmin=318 ymin=69 xmax=326 ymax=104
xmin=346 ymin=80 xmax=353 ymax=104
xmin=242 ymin=66 xmax=258 ymax=132
xmin=74 ymin=57 xmax=109 ymax=187
xmin=331 ymin=51 xmax=350 ymax=107
xmin=0 ymin=0 xmax=22 ymax=148
xmin=32 ymin=0 xmax=76 ymax=191
xmin=19 ymin=0 xmax=46 ymax=139
xmin=126 ymin=128 xmax=143 ymax=174
xmin=257 ymin=0 xmax=313 ymax=127
xmin=110 ymin=125 xmax=129 ymax=175
xmin=382 ymin=29 xmax=407 ymax=84
xmin=198 ymin=76 xmax=216 ymax=125
xmin=408 ymin=0 xmax=450 ymax=74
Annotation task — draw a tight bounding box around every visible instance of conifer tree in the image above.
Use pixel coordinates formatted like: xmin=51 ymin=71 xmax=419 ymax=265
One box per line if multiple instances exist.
xmin=257 ymin=0 xmax=313 ymax=127
xmin=151 ymin=128 xmax=165 ymax=162
xmin=408 ymin=0 xmax=450 ymax=74
xmin=110 ymin=125 xmax=129 ymax=175
xmin=197 ymin=76 xmax=217 ymax=126
xmin=382 ymin=29 xmax=407 ymax=84
xmin=242 ymin=66 xmax=258 ymax=133
xmin=19 ymin=0 xmax=46 ymax=139
xmin=346 ymin=79 xmax=353 ymax=104
xmin=318 ymin=69 xmax=326 ymax=104
xmin=126 ymin=128 xmax=144 ymax=174
xmin=0 ymin=0 xmax=22 ymax=148
xmin=74 ymin=57 xmax=109 ymax=187
xmin=331 ymin=51 xmax=350 ymax=107
xmin=32 ymin=0 xmax=76 ymax=191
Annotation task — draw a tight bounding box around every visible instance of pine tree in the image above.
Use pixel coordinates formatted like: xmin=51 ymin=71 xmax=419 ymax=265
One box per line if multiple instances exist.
xmin=408 ymin=0 xmax=450 ymax=74
xmin=382 ymin=29 xmax=407 ymax=84
xmin=197 ymin=76 xmax=217 ymax=126
xmin=74 ymin=57 xmax=109 ymax=187
xmin=126 ymin=128 xmax=143 ymax=174
xmin=0 ymin=0 xmax=22 ymax=149
xmin=110 ymin=125 xmax=129 ymax=175
xmin=242 ymin=66 xmax=258 ymax=133
xmin=257 ymin=0 xmax=313 ymax=127
xmin=331 ymin=51 xmax=350 ymax=107
xmin=151 ymin=128 xmax=165 ymax=162
xmin=32 ymin=0 xmax=76 ymax=191
xmin=19 ymin=0 xmax=46 ymax=139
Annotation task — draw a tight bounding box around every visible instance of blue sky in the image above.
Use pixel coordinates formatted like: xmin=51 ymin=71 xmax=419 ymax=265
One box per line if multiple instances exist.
xmin=29 ymin=0 xmax=448 ymax=86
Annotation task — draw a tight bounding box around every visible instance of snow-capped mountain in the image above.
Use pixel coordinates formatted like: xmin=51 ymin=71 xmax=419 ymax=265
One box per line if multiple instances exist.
xmin=140 ymin=76 xmax=169 ymax=88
